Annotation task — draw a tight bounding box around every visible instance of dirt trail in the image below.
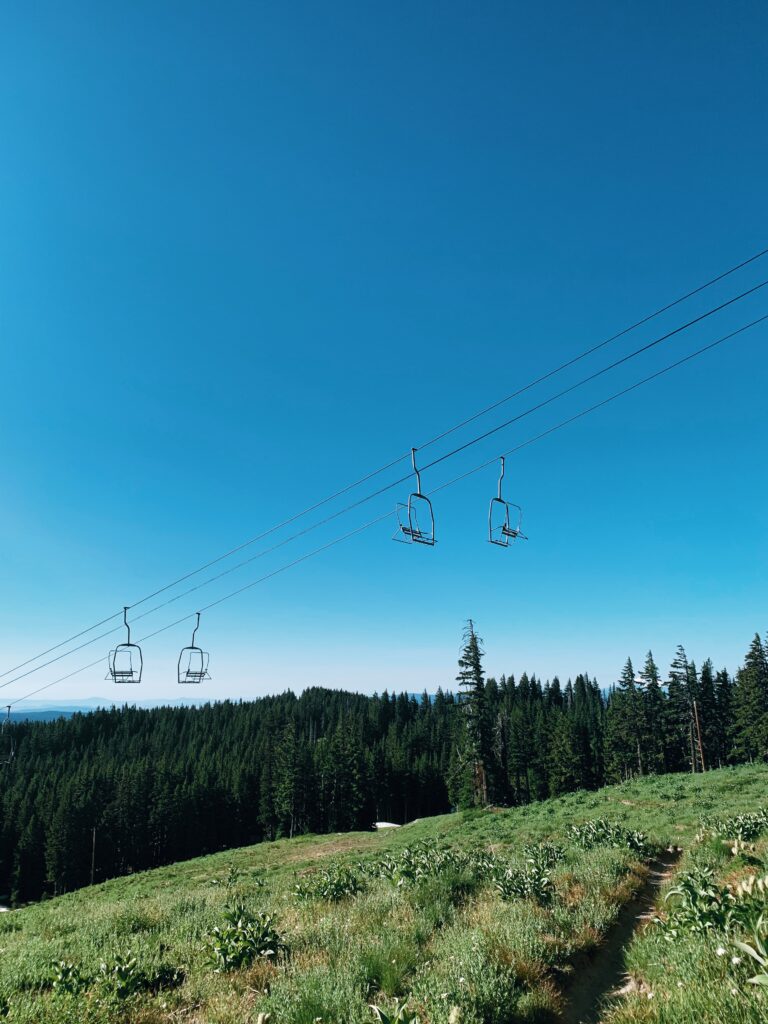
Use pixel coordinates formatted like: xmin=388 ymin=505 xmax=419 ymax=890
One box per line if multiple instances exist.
xmin=560 ymin=850 xmax=681 ymax=1024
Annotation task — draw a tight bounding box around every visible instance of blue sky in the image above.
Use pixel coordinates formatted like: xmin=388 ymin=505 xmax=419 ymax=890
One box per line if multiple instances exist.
xmin=1 ymin=1 xmax=767 ymax=704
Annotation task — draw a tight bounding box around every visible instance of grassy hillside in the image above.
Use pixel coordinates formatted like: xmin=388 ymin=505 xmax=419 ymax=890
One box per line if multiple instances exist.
xmin=1 ymin=764 xmax=766 ymax=1023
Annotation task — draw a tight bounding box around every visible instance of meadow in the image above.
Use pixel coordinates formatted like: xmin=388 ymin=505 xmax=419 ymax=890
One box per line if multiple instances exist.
xmin=0 ymin=764 xmax=766 ymax=1023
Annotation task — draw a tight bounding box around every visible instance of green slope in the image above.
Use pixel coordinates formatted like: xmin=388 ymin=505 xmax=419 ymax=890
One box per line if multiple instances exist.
xmin=1 ymin=764 xmax=766 ymax=1023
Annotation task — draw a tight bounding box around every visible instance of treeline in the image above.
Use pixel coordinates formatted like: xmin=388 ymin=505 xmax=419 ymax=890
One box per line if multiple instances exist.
xmin=0 ymin=689 xmax=452 ymax=904
xmin=448 ymin=631 xmax=768 ymax=809
xmin=1 ymin=631 xmax=767 ymax=904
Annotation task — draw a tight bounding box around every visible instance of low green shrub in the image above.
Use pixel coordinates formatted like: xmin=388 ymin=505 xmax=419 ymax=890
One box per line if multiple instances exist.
xmin=567 ymin=818 xmax=648 ymax=854
xmin=370 ymin=998 xmax=421 ymax=1023
xmin=659 ymin=868 xmax=768 ymax=939
xmin=98 ymin=952 xmax=143 ymax=1000
xmin=696 ymin=809 xmax=768 ymax=845
xmin=493 ymin=862 xmax=554 ymax=906
xmin=521 ymin=841 xmax=564 ymax=871
xmin=294 ymin=865 xmax=362 ymax=902
xmin=205 ymin=903 xmax=286 ymax=972
xmin=50 ymin=961 xmax=87 ymax=997
xmin=376 ymin=840 xmax=463 ymax=888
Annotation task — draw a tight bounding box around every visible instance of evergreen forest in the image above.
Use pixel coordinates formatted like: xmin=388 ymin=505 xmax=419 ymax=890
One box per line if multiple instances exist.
xmin=1 ymin=628 xmax=767 ymax=905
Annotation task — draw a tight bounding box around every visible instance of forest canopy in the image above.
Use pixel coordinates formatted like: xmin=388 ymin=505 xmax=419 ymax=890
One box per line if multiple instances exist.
xmin=1 ymin=628 xmax=767 ymax=905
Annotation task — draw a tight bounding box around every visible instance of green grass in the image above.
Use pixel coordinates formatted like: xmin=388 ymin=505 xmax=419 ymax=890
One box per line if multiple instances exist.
xmin=602 ymin=803 xmax=768 ymax=1023
xmin=0 ymin=764 xmax=766 ymax=1023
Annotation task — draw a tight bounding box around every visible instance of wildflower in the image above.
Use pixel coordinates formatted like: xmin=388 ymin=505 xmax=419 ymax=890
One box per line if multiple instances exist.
xmin=732 ymin=955 xmax=742 ymax=965
xmin=677 ymin=981 xmax=683 ymax=987
xmin=647 ymin=992 xmax=654 ymax=999
xmin=716 ymin=946 xmax=727 ymax=956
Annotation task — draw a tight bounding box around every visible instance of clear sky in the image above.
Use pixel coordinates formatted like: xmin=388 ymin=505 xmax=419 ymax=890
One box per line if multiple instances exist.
xmin=1 ymin=1 xmax=767 ymax=705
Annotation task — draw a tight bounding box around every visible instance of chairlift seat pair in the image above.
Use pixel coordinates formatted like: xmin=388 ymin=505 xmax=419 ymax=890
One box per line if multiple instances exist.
xmin=107 ymin=608 xmax=211 ymax=685
xmin=393 ymin=450 xmax=527 ymax=549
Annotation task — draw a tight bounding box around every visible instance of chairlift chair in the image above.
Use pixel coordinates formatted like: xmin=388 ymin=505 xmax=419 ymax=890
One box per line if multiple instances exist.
xmin=394 ymin=448 xmax=435 ymax=546
xmin=488 ymin=457 xmax=528 ymax=547
xmin=107 ymin=607 xmax=143 ymax=684
xmin=178 ymin=612 xmax=211 ymax=684
xmin=1 ymin=706 xmax=14 ymax=766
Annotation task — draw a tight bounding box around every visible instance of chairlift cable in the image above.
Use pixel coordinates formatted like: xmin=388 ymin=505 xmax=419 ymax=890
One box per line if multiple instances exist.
xmin=6 ymin=274 xmax=768 ymax=688
xmin=3 ymin=247 xmax=766 ymax=681
xmin=2 ymin=247 xmax=765 ymax=683
xmin=7 ymin=310 xmax=766 ymax=710
xmin=416 ymin=244 xmax=768 ymax=451
xmin=2 ymin=276 xmax=767 ymax=691
xmin=418 ymin=276 xmax=768 ymax=475
xmin=425 ymin=312 xmax=768 ymax=496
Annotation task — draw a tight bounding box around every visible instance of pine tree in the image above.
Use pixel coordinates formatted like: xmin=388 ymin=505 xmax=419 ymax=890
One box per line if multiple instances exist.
xmin=605 ymin=658 xmax=643 ymax=781
xmin=714 ymin=668 xmax=733 ymax=766
xmin=639 ymin=651 xmax=665 ymax=774
xmin=697 ymin=659 xmax=718 ymax=770
xmin=274 ymin=721 xmax=302 ymax=838
xmin=548 ymin=710 xmax=577 ymax=795
xmin=732 ymin=635 xmax=768 ymax=762
xmin=665 ymin=646 xmax=694 ymax=772
xmin=258 ymin=754 xmax=277 ymax=841
xmin=455 ymin=621 xmax=490 ymax=806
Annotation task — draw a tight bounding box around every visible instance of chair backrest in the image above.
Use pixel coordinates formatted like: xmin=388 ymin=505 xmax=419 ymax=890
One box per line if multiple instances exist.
xmin=110 ymin=643 xmax=143 ymax=683
xmin=406 ymin=492 xmax=435 ymax=545
xmin=489 ymin=496 xmax=511 ymax=546
xmin=178 ymin=646 xmax=209 ymax=684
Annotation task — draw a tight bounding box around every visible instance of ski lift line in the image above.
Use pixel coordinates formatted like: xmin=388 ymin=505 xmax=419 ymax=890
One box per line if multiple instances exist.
xmin=417 ymin=245 xmax=768 ymax=454
xmin=6 ymin=310 xmax=766 ymax=711
xmin=3 ymin=247 xmax=766 ymax=683
xmin=0 ymin=623 xmax=126 ymax=691
xmin=6 ymin=510 xmax=397 ymax=708
xmin=425 ymin=311 xmax=768 ymax=499
xmin=418 ymin=276 xmax=768 ymax=477
xmin=0 ymin=459 xmax=410 ymax=683
xmin=4 ymin=276 xmax=768 ymax=692
xmin=0 ymin=610 xmax=125 ymax=681
xmin=0 ymin=457 xmax=435 ymax=689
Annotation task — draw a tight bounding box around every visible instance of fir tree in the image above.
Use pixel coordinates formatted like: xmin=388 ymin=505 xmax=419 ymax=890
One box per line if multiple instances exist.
xmin=640 ymin=651 xmax=665 ymax=774
xmin=732 ymin=635 xmax=768 ymax=762
xmin=605 ymin=658 xmax=643 ymax=782
xmin=455 ymin=620 xmax=490 ymax=807
xmin=666 ymin=645 xmax=694 ymax=772
xmin=697 ymin=659 xmax=718 ymax=770
xmin=714 ymin=668 xmax=733 ymax=766
xmin=548 ymin=710 xmax=577 ymax=795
